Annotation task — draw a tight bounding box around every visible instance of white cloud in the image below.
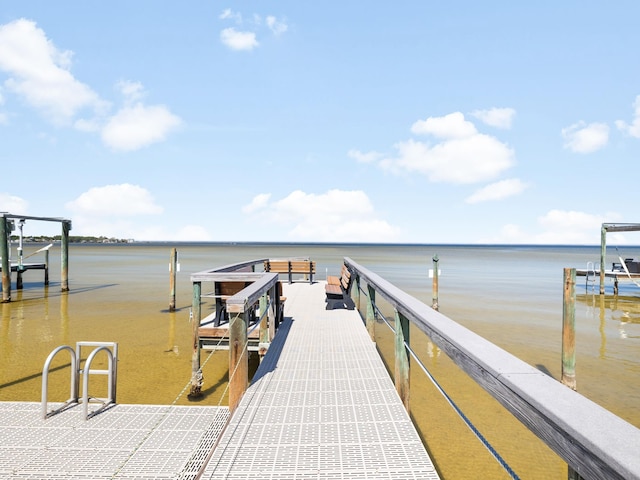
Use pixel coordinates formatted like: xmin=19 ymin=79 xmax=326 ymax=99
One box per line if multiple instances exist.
xmin=101 ymin=103 xmax=182 ymax=151
xmin=266 ymin=16 xmax=288 ymax=35
xmin=615 ymin=95 xmax=640 ymax=138
xmin=242 ymin=193 xmax=271 ymax=213
xmin=470 ymin=107 xmax=516 ymax=129
xmin=220 ymin=9 xmax=242 ymax=23
xmin=562 ymin=121 xmax=609 ymax=153
xmin=348 ymin=149 xmax=382 ymax=163
xmin=117 ymin=80 xmax=145 ymax=104
xmin=360 ymin=112 xmax=514 ymax=184
xmin=242 ymin=189 xmax=400 ymax=242
xmin=220 ymin=28 xmax=259 ymax=51
xmin=465 ymin=178 xmax=527 ymax=204
xmin=411 ymin=112 xmax=477 ymax=139
xmin=493 ymin=210 xmax=621 ymax=244
xmin=66 ymin=184 xmax=163 ymax=217
xmin=0 ymin=19 xmax=106 ymax=124
xmin=0 ymin=192 xmax=29 ymax=214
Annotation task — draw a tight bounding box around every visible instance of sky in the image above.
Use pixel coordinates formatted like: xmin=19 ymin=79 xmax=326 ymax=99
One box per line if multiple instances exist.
xmin=1 ymin=2 xmax=640 ymax=245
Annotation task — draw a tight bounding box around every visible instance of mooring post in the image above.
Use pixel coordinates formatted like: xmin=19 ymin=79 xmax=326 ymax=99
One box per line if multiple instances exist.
xmin=562 ymin=268 xmax=577 ymax=390
xmin=169 ymin=248 xmax=177 ymax=312
xmin=1 ymin=216 xmax=10 ymax=302
xmin=61 ymin=220 xmax=70 ymax=292
xmin=44 ymin=249 xmax=49 ymax=285
xmin=189 ymin=281 xmax=203 ymax=398
xmin=228 ymin=307 xmax=248 ymax=413
xmin=366 ymin=285 xmax=376 ymax=341
xmin=432 ymin=254 xmax=439 ymax=311
xmin=394 ymin=309 xmax=410 ymax=412
xmin=599 ymin=225 xmax=607 ymax=295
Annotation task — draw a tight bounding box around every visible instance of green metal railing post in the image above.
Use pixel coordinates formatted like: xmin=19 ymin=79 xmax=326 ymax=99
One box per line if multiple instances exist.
xmin=394 ymin=309 xmax=410 ymax=412
xmin=366 ymin=285 xmax=376 ymax=341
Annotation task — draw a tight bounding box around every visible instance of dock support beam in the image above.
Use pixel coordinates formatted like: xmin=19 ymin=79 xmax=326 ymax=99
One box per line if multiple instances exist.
xmin=189 ymin=281 xmax=202 ymax=398
xmin=366 ymin=285 xmax=376 ymax=341
xmin=394 ymin=309 xmax=410 ymax=412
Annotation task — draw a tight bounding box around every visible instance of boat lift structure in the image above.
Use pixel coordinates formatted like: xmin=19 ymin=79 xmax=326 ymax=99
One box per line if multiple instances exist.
xmin=595 ymin=223 xmax=640 ymax=294
xmin=0 ymin=212 xmax=72 ymax=302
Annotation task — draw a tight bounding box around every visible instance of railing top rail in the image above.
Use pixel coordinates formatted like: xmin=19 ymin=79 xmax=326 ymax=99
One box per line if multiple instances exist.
xmin=191 ymin=258 xmax=268 ymax=278
xmin=226 ymin=272 xmax=279 ymax=313
xmin=343 ymin=256 xmax=640 ymax=480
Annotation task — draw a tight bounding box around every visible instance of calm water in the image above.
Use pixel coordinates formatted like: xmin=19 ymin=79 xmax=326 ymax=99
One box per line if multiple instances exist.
xmin=1 ymin=242 xmax=639 ymax=479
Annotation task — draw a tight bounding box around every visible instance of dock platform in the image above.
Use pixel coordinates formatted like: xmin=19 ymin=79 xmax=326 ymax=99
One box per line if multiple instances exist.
xmin=0 ymin=281 xmax=439 ymax=479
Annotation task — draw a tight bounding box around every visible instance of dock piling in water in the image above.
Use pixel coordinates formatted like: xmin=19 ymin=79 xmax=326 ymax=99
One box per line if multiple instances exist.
xmin=562 ymin=267 xmax=577 ymax=391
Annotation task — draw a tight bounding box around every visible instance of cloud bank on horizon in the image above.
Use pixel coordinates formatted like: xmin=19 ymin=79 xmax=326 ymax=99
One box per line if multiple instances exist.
xmin=1 ymin=3 xmax=639 ymax=245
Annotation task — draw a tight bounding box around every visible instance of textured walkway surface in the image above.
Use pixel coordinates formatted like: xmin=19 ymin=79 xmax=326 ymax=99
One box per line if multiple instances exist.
xmin=0 ymin=402 xmax=229 ymax=479
xmin=200 ymin=281 xmax=440 ymax=479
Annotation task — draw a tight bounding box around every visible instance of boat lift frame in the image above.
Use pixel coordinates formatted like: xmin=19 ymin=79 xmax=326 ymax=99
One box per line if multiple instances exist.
xmin=0 ymin=212 xmax=72 ymax=302
xmin=599 ymin=223 xmax=640 ymax=294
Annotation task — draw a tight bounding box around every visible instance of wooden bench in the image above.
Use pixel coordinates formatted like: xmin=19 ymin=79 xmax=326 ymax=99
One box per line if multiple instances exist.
xmin=325 ymin=264 xmax=354 ymax=310
xmin=264 ymin=259 xmax=316 ymax=284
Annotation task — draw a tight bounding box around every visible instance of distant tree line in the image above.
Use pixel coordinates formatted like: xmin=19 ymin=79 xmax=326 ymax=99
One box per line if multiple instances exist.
xmin=9 ymin=235 xmax=133 ymax=244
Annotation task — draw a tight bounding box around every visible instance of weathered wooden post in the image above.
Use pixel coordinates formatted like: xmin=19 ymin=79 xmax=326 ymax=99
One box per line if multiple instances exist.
xmin=1 ymin=216 xmax=10 ymax=302
xmin=189 ymin=281 xmax=203 ymax=398
xmin=599 ymin=225 xmax=607 ymax=295
xmin=394 ymin=309 xmax=410 ymax=412
xmin=169 ymin=248 xmax=177 ymax=312
xmin=366 ymin=284 xmax=376 ymax=341
xmin=258 ymin=293 xmax=269 ymax=360
xmin=228 ymin=307 xmax=248 ymax=412
xmin=431 ymin=254 xmax=439 ymax=311
xmin=61 ymin=220 xmax=71 ymax=292
xmin=44 ymin=249 xmax=49 ymax=285
xmin=562 ymin=267 xmax=576 ymax=391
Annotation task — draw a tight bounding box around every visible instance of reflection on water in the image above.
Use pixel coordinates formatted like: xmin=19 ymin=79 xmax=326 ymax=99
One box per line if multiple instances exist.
xmin=1 ymin=243 xmax=639 ymax=479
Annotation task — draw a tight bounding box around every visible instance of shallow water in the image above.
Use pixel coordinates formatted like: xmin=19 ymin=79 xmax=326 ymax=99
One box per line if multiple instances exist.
xmin=1 ymin=243 xmax=638 ymax=479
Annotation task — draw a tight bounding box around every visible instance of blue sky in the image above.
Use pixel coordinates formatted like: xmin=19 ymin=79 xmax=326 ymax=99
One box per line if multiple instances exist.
xmin=1 ymin=2 xmax=640 ymax=244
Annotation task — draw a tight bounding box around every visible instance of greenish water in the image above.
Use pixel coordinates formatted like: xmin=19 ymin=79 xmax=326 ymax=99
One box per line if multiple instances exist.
xmin=1 ymin=243 xmax=638 ymax=479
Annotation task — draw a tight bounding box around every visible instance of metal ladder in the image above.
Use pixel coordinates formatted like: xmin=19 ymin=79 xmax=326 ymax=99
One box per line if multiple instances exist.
xmin=41 ymin=341 xmax=118 ymax=420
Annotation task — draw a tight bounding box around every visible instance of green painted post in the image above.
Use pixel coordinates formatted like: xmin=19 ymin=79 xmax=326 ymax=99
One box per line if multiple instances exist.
xmin=0 ymin=217 xmax=10 ymax=302
xmin=562 ymin=268 xmax=577 ymax=391
xmin=61 ymin=221 xmax=70 ymax=292
xmin=169 ymin=248 xmax=177 ymax=312
xmin=189 ymin=281 xmax=203 ymax=398
xmin=229 ymin=308 xmax=248 ymax=412
xmin=366 ymin=285 xmax=376 ymax=341
xmin=394 ymin=309 xmax=410 ymax=412
xmin=44 ymin=249 xmax=49 ymax=285
xmin=353 ymin=275 xmax=360 ymax=311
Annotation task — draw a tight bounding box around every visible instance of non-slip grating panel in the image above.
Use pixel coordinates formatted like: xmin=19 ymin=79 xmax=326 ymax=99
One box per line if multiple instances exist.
xmin=199 ymin=282 xmax=440 ymax=479
xmin=0 ymin=402 xmax=229 ymax=480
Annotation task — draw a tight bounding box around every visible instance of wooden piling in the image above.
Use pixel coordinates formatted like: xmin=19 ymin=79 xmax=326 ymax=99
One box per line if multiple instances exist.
xmin=189 ymin=281 xmax=202 ymax=398
xmin=169 ymin=248 xmax=177 ymax=312
xmin=228 ymin=308 xmax=248 ymax=413
xmin=562 ymin=268 xmax=577 ymax=391
xmin=0 ymin=217 xmax=10 ymax=302
xmin=394 ymin=309 xmax=410 ymax=412
xmin=61 ymin=221 xmax=70 ymax=292
xmin=432 ymin=254 xmax=439 ymax=311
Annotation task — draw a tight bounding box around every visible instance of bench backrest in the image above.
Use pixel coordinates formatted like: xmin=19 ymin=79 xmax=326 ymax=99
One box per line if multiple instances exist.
xmin=265 ymin=259 xmax=316 ymax=274
xmin=340 ymin=265 xmax=352 ymax=290
xmin=216 ymin=281 xmax=250 ymax=297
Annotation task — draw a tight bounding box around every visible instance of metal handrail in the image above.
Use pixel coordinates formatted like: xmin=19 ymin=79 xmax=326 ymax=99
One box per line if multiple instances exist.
xmin=41 ymin=345 xmax=78 ymax=419
xmin=81 ymin=345 xmax=117 ymax=420
xmin=343 ymin=256 xmax=640 ymax=480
